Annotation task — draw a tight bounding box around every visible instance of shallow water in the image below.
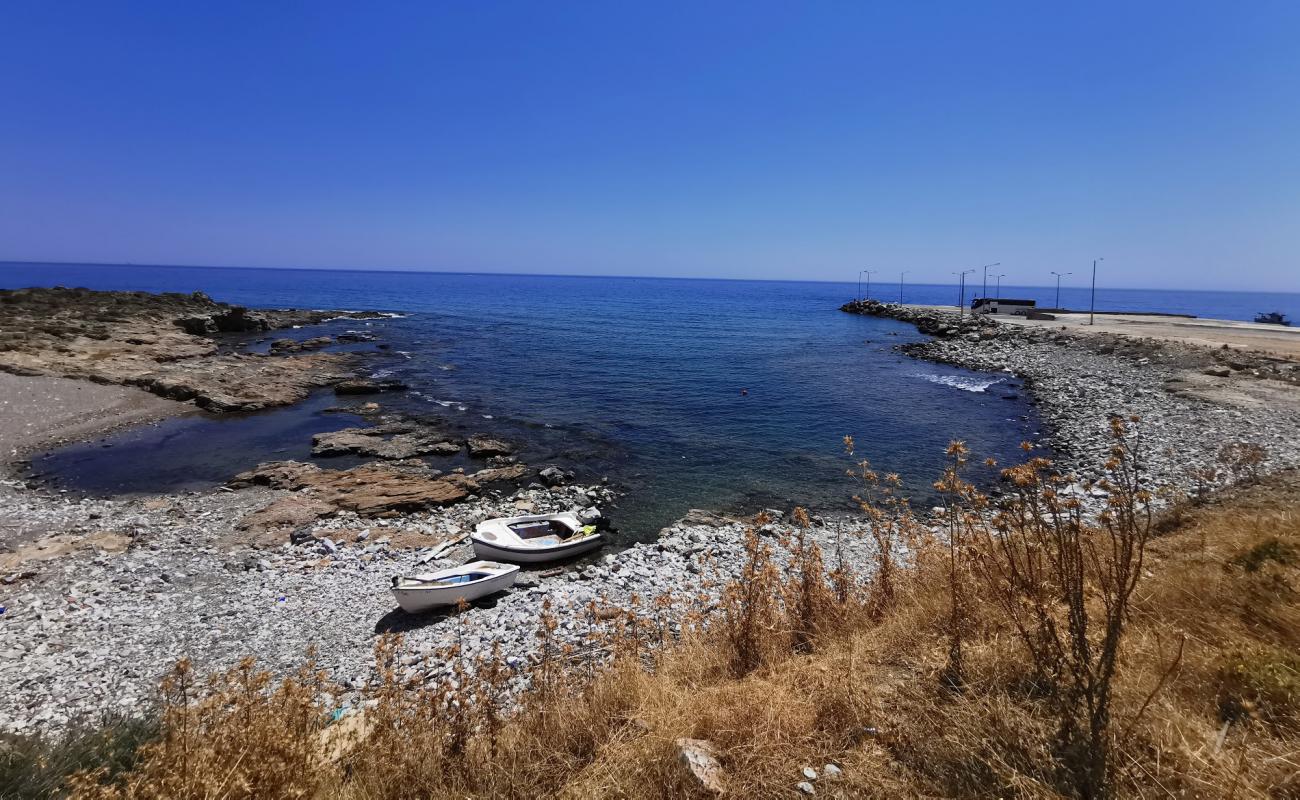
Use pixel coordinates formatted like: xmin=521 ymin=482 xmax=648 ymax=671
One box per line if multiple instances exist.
xmin=7 ymin=264 xmax=1054 ymax=537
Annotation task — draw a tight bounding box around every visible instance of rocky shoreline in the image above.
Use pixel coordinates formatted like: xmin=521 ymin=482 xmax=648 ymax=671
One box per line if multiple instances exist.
xmin=3 ymin=290 xmax=1299 ymax=737
xmin=841 ymin=299 xmax=1300 ymax=501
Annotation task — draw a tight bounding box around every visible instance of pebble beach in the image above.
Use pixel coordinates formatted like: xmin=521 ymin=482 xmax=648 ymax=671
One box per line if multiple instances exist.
xmin=3 ymin=291 xmax=1300 ymax=736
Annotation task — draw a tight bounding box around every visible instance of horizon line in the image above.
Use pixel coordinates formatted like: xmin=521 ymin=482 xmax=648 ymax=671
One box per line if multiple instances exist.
xmin=1 ymin=258 xmax=1297 ymax=297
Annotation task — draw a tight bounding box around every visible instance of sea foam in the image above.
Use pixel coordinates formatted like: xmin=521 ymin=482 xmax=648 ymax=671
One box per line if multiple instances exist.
xmin=916 ymin=374 xmax=1006 ymax=393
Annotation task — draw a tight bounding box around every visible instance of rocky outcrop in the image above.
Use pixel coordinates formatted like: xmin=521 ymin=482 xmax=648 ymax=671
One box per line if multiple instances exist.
xmin=466 ymin=435 xmax=515 ymax=458
xmin=128 ymin=352 xmax=354 ymax=412
xmin=0 ymin=287 xmax=393 ymax=412
xmin=269 ymin=336 xmax=333 ymax=354
xmin=311 ymin=426 xmax=462 ymax=459
xmin=232 ymin=461 xmax=479 ymax=517
xmin=469 ymin=464 xmax=530 ymax=484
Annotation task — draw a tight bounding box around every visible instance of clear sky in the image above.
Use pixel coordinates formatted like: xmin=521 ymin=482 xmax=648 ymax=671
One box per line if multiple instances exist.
xmin=2 ymin=2 xmax=1298 ymax=290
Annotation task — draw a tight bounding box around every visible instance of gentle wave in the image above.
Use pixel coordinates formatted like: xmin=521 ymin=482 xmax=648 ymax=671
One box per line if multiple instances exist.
xmin=417 ymin=395 xmax=469 ymax=412
xmin=916 ymin=373 xmax=1006 ymax=393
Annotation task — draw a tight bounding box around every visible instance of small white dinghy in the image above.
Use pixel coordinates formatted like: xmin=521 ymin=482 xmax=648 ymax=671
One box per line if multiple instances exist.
xmin=471 ymin=511 xmax=604 ymax=564
xmin=390 ymin=560 xmax=520 ymax=613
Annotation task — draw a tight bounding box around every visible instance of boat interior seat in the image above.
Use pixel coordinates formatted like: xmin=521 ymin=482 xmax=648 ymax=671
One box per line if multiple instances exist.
xmin=509 ymin=520 xmax=574 ymax=540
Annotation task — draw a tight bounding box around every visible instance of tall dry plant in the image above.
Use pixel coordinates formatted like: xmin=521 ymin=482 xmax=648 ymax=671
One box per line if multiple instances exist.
xmin=973 ymin=416 xmax=1153 ymax=799
xmin=933 ymin=439 xmax=983 ymax=689
xmin=719 ymin=513 xmax=783 ymax=676
xmin=781 ymin=506 xmax=838 ymax=651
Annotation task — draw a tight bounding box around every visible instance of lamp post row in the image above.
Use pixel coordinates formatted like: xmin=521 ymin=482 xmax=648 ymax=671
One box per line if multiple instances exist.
xmin=859 ymin=260 xmax=1103 ymax=321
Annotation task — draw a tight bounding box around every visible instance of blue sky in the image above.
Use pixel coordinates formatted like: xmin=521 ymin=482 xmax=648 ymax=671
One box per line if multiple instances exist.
xmin=2 ymin=2 xmax=1298 ymax=290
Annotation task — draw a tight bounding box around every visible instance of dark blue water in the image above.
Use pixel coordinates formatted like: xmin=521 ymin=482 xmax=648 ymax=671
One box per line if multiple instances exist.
xmin=8 ymin=261 xmax=1291 ymax=537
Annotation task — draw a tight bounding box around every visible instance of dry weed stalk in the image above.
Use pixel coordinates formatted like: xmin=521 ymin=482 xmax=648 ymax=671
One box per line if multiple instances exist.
xmin=973 ymin=417 xmax=1153 ymax=798
xmin=720 ymin=513 xmax=783 ymax=676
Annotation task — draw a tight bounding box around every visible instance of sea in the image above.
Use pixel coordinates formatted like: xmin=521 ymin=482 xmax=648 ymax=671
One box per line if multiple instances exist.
xmin=4 ymin=262 xmax=1298 ymax=539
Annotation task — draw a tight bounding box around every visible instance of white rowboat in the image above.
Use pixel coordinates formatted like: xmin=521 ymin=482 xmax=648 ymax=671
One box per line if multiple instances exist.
xmin=471 ymin=512 xmax=604 ymax=564
xmin=390 ymin=560 xmax=519 ymax=613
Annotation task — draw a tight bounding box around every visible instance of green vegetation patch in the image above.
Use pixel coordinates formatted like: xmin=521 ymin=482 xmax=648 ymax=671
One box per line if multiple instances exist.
xmin=1217 ymin=646 xmax=1300 ymax=729
xmin=0 ymin=715 xmax=158 ymax=800
xmin=1229 ymin=537 xmax=1298 ymax=573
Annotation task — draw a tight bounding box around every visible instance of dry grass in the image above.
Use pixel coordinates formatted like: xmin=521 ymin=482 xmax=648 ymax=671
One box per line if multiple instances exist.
xmin=60 ymin=441 xmax=1300 ymax=799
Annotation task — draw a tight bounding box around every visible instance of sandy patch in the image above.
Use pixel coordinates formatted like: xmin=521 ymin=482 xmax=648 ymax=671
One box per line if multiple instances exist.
xmin=0 ymin=371 xmax=186 ymax=468
xmin=0 ymin=530 xmax=131 ymax=573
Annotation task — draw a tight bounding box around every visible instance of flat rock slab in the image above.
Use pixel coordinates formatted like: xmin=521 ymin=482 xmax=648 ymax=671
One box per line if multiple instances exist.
xmin=469 ymin=464 xmax=529 ymax=483
xmin=311 ymin=427 xmax=461 ymax=459
xmin=466 ymin=435 xmax=515 ymax=458
xmin=233 ymin=461 xmax=479 ymax=517
xmin=129 ymin=352 xmax=354 ymax=412
xmin=237 ymin=496 xmax=337 ymax=532
xmin=269 ymin=336 xmax=333 ymax=353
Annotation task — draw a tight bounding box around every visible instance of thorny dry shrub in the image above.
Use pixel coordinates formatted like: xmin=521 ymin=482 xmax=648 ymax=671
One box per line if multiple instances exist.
xmin=969 ymin=418 xmax=1153 ymax=798
xmin=66 ymin=430 xmax=1300 ymax=799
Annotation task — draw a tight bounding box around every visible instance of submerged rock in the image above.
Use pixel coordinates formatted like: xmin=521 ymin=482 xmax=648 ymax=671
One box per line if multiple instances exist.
xmin=466 ymin=435 xmax=515 ymax=458
xmin=333 ymin=378 xmax=409 ymax=395
xmin=311 ymin=427 xmax=460 ymax=459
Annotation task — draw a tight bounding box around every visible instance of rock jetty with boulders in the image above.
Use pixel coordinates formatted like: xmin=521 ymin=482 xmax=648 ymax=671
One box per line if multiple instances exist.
xmin=841 ymin=298 xmax=1300 ymax=503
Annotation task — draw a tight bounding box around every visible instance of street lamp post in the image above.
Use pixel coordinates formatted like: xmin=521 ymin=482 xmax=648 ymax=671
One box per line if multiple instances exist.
xmin=1049 ymin=271 xmax=1072 ymax=309
xmin=995 ymin=273 xmax=1006 ymax=299
xmin=863 ymin=269 xmax=877 ymax=300
xmin=980 ymin=262 xmax=1001 ymax=300
xmin=899 ymin=270 xmax=909 ymax=304
xmin=1089 ymin=258 xmax=1104 ymax=325
xmin=954 ymin=269 xmax=976 ymax=316
xmin=857 ymin=270 xmax=866 ymax=301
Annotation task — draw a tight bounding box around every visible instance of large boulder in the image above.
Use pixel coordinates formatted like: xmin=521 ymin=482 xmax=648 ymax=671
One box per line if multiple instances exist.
xmin=538 ymin=466 xmax=572 ymax=487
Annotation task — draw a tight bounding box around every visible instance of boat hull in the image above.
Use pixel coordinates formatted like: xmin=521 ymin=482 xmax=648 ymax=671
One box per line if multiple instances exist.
xmin=470 ymin=533 xmax=604 ymax=564
xmin=391 ymin=563 xmax=519 ymax=613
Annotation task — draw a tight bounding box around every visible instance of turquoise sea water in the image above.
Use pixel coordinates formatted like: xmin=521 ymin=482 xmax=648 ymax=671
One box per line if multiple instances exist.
xmin=5 ymin=262 xmax=1297 ymax=536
